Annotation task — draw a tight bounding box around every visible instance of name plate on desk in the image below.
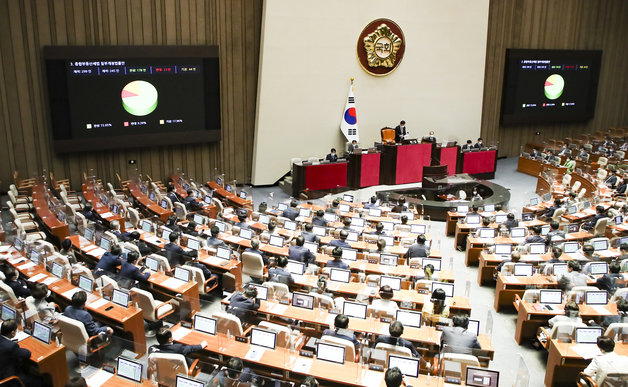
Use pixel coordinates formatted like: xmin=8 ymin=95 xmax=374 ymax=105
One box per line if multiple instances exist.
xmin=380 ymin=317 xmax=392 ymax=323
xmin=369 ymin=364 xmax=384 ymax=372
xmin=299 ymin=350 xmax=313 ymax=358
xmin=181 ymin=321 xmax=192 ymax=329
xmin=279 ymin=299 xmax=290 ymax=305
xmin=235 ymin=336 xmax=248 ymax=343
xmin=329 ymin=309 xmax=340 ymax=314
xmin=368 ymin=259 xmax=378 ymax=264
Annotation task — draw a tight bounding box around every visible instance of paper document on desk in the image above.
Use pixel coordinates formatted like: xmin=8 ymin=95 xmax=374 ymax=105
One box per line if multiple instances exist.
xmin=87 ymin=298 xmax=109 ymax=309
xmin=572 ymin=344 xmax=602 ymax=359
xmin=28 ymin=273 xmax=48 ymax=282
xmin=14 ymin=331 xmax=30 ymax=342
xmin=63 ymin=288 xmax=81 ymax=299
xmin=270 ymin=304 xmax=288 ymax=315
xmin=9 ymin=257 xmax=23 ymax=264
xmin=172 ymin=327 xmax=191 ymax=341
xmin=292 ymin=358 xmax=312 ymax=374
xmin=591 ymin=305 xmax=613 ymax=315
xmin=144 ymin=236 xmax=162 ymax=244
xmin=245 ymin=346 xmax=266 ymax=361
xmin=17 ymin=261 xmax=36 ymax=270
xmin=292 ymin=274 xmax=305 ymax=284
xmin=505 ymin=276 xmax=520 ymax=283
xmin=86 ymin=369 xmax=114 ymax=387
xmin=42 ymin=277 xmax=59 ymax=286
xmin=100 ymin=212 xmax=113 ymax=218
xmin=87 ymin=247 xmax=106 ymax=257
xmin=161 ymin=278 xmax=187 ymax=289
xmin=0 ymin=246 xmax=9 ymax=253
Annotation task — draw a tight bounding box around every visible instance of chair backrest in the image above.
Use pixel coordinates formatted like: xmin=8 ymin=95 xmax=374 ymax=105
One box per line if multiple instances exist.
xmin=600 ymin=373 xmax=628 ymax=387
xmin=150 ymin=254 xmax=171 ymax=272
xmin=440 ymin=352 xmax=480 ymax=383
xmin=7 ymin=191 xmax=18 ymax=204
xmin=578 ymin=188 xmax=587 ymax=199
xmin=552 ymin=208 xmax=567 ymax=221
xmin=381 ymin=128 xmax=396 ymax=144
xmin=521 ymin=289 xmax=540 ymax=303
xmin=500 ymin=262 xmax=516 ymax=275
xmin=36 ymin=240 xmax=56 ymax=256
xmin=122 ymin=242 xmax=140 ymax=255
xmin=9 ymin=184 xmax=19 ymax=197
xmin=70 ymin=264 xmax=94 ymax=282
xmin=365 ymin=274 xmax=380 ymax=287
xmin=148 ymin=353 xmax=189 ymax=386
xmin=594 ymin=218 xmax=609 ymax=237
xmin=0 ymin=281 xmax=18 ymax=303
xmin=75 ymin=212 xmax=88 ymax=232
xmin=212 ymin=311 xmax=244 ymax=336
xmin=320 ymin=335 xmax=356 ymax=362
xmin=604 ymin=323 xmax=628 ymax=342
xmin=572 ymin=181 xmax=582 ymax=192
xmin=127 ymin=208 xmax=140 ymax=228
xmin=130 ymin=288 xmax=158 ymax=321
xmin=57 ymin=314 xmax=89 ymax=354
xmin=367 ymin=305 xmax=395 ymax=319
xmin=258 ymin=321 xmax=293 ymax=348
xmin=103 ymin=231 xmax=119 ymax=245
xmin=374 ymin=342 xmax=412 ymax=366
xmin=599 ymin=157 xmax=609 ymax=166
xmin=184 ymin=265 xmax=207 ymax=294
xmin=212 ymin=198 xmax=224 ymax=213
xmin=309 ymin=292 xmax=335 ymax=309
xmin=265 ymin=282 xmax=289 ymax=300
xmin=241 ymin=252 xmax=264 ymax=279
xmin=613 ymin=288 xmax=628 ymax=302
xmin=562 ymin=174 xmax=572 ymax=186
xmin=549 ymin=321 xmax=587 ymax=341
xmin=568 ymin=285 xmax=600 ymax=302
xmin=173 ymin=202 xmax=187 ymax=220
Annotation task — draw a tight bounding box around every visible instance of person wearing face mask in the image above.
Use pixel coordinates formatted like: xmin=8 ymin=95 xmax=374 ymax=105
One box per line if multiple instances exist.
xmin=394 ymin=120 xmax=407 ymax=143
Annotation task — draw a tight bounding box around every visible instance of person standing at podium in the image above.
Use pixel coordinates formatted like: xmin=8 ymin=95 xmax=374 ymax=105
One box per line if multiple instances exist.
xmin=325 ymin=148 xmax=338 ymax=162
xmin=394 ymin=120 xmax=407 ymax=143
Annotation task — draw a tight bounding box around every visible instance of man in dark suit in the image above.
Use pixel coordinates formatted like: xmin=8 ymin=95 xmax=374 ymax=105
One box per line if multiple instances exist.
xmin=583 ymin=205 xmax=607 ymax=231
xmin=164 ymin=232 xmax=191 ymax=267
xmin=166 ymin=184 xmax=182 ymax=204
xmin=233 ymin=212 xmax=250 ymax=229
xmin=64 ymin=291 xmax=113 ymax=336
xmin=81 ymin=203 xmax=99 ymax=223
xmin=322 ymin=314 xmax=360 ymax=349
xmin=325 ymin=247 xmax=349 ymax=269
xmin=543 ymin=198 xmax=563 ymax=219
xmin=391 ymin=196 xmax=407 ymax=213
xmin=328 ymin=230 xmax=351 ymax=249
xmin=524 ymin=225 xmax=546 ymax=244
xmin=311 ymin=210 xmax=327 ymax=227
xmin=205 ymin=225 xmax=226 ymax=248
xmin=596 ymin=261 xmax=625 ymax=293
xmin=228 ymin=286 xmax=260 ymax=326
xmin=369 ymin=222 xmax=387 ymax=236
xmin=462 ymin=140 xmax=474 ymax=151
xmin=424 ymin=130 xmax=437 ymax=143
xmin=326 ymin=199 xmax=340 ymax=214
xmin=474 ymin=137 xmax=484 ymax=149
xmin=374 ymin=321 xmax=422 ymax=358
xmin=347 ymin=140 xmax=359 ymax=153
xmin=119 ymin=251 xmax=150 ymax=284
xmin=325 ymin=148 xmax=338 ymax=162
xmin=394 ymin=120 xmax=407 ymax=143
xmin=288 ymin=236 xmax=315 ymax=265
xmin=557 ymin=145 xmax=571 ymax=157
xmin=0 ymin=320 xmax=37 ymax=386
xmin=111 ymin=220 xmax=132 ymax=242
xmin=605 ymin=171 xmax=619 ymax=187
xmin=94 ymin=245 xmax=123 ymax=276
xmin=363 ymin=196 xmax=378 ymax=209
xmin=440 ymin=314 xmax=482 ymax=355
xmin=149 ymin=327 xmax=207 ymax=366
xmin=504 ymin=213 xmax=519 ymax=230
xmin=282 ymin=200 xmax=299 ymax=221
xmin=300 ymin=223 xmax=320 ymax=243
xmin=546 ymin=221 xmax=566 ymax=244
xmin=4 ymin=267 xmax=30 ymax=298
xmin=406 ymin=234 xmax=430 ymax=259
xmin=244 ymin=239 xmax=269 ymax=266
xmin=268 ymin=256 xmax=294 ymax=285
xmin=183 ymin=190 xmax=203 ymax=211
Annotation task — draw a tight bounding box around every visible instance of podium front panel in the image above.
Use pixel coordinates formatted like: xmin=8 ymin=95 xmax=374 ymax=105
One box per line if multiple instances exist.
xmin=360 ymin=153 xmax=381 ymax=187
xmin=304 ymin=162 xmax=347 ymax=191
xmin=395 ymin=143 xmax=432 ymax=184
xmin=462 ymin=150 xmax=497 ymax=175
xmin=440 ymin=146 xmax=459 ymax=175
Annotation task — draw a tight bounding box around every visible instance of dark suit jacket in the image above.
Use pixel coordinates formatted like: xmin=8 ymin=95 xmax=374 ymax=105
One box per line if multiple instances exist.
xmin=394 ymin=125 xmax=406 ymax=143
xmin=440 ymin=326 xmax=481 ymax=355
xmin=322 ymin=328 xmax=360 ymax=348
xmin=288 ymin=245 xmax=315 ymax=265
xmin=301 ymin=231 xmax=320 ymax=243
xmin=328 ymin=239 xmax=351 ymax=249
xmin=312 ymin=216 xmax=327 ymax=227
xmin=268 ymin=267 xmax=294 ymax=285
xmin=120 ymin=261 xmax=150 ymax=283
xmin=228 ymin=292 xmax=260 ymax=325
xmin=6 ymin=278 xmax=30 ymax=298
xmin=164 ymin=242 xmax=190 ymax=267
xmin=244 ymin=247 xmax=269 ymax=265
xmin=64 ymin=306 xmax=108 ymax=336
xmin=0 ymin=335 xmax=31 ymax=380
xmin=282 ymin=207 xmax=299 ymax=221
xmin=374 ymin=335 xmax=419 ymax=358
xmin=406 ymin=243 xmax=429 ymax=258
xmin=504 ymin=219 xmax=519 ymax=230
xmin=184 ymin=196 xmax=203 ymax=211
xmin=325 ymin=259 xmax=349 ymax=270
xmin=94 ymin=252 xmax=122 ymax=273
xmin=462 ymin=144 xmax=474 ymax=151
xmin=524 ymin=235 xmax=546 ymax=244
xmin=596 ymin=273 xmax=624 ymax=293
xmin=325 ymin=153 xmax=338 ymax=162
xmin=167 ymin=192 xmax=182 ymax=204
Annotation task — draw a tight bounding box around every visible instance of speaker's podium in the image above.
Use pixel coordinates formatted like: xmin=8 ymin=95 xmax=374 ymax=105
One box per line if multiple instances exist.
xmin=422 ymin=165 xmax=448 ymax=189
xmin=379 ymin=140 xmax=433 ymax=185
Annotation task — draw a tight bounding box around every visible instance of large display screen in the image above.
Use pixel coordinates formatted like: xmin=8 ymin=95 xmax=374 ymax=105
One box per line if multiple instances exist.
xmin=44 ymin=46 xmax=220 ymax=152
xmin=501 ymin=49 xmax=602 ymax=125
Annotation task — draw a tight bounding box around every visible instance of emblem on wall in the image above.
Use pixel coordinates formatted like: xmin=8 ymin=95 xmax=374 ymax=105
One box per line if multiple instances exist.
xmin=357 ymin=19 xmax=405 ymax=76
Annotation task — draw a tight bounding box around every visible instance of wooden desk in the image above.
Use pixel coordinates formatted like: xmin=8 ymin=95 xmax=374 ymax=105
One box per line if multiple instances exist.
xmin=208 ymin=180 xmax=254 ymax=209
xmin=31 ymin=183 xmax=69 ymax=243
xmin=82 ymin=182 xmax=125 ymax=229
xmin=19 ymin=336 xmax=68 ymax=387
xmin=127 ymin=181 xmax=173 ymax=222
xmin=87 ymin=371 xmax=153 ymax=386
xmin=168 ymin=175 xmax=218 ymax=219
xmin=446 ymin=211 xmax=465 ymax=236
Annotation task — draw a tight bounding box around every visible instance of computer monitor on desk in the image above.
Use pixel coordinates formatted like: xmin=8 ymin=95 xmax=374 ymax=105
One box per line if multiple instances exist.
xmin=312 ymin=226 xmax=326 ymax=237
xmin=388 ymin=355 xmax=419 ymax=378
xmin=304 ymin=241 xmax=319 ymax=255
xmin=456 ymin=205 xmax=469 ymax=214
xmin=467 ymin=319 xmax=480 ymax=336
xmin=176 ymin=375 xmax=204 ymax=387
xmin=589 ymin=262 xmax=609 ymax=275
xmin=483 ymin=204 xmax=495 ymax=212
xmin=1 ymin=305 xmax=16 ymax=321
xmin=494 ymin=244 xmax=512 ymax=255
xmin=379 ymin=254 xmax=398 ymax=266
xmin=100 ymin=237 xmax=112 ymax=251
xmin=422 ymin=258 xmax=442 ymax=271
xmin=528 ymin=243 xmax=545 ymax=255
xmin=216 ymin=246 xmax=231 ymax=260
xmin=214 ymin=221 xmax=227 ymax=232
xmin=513 ymin=263 xmax=534 ymax=276
xmin=269 ymin=235 xmax=284 ymax=248
xmin=395 ymin=310 xmax=422 ymax=328
xmin=411 ymin=224 xmax=426 ymax=234
xmin=248 ymin=284 xmax=268 ymax=301
xmin=346 ymin=231 xmax=359 ymax=242
xmin=250 ymin=328 xmax=276 ymax=350
xmin=369 ymin=208 xmax=382 ymax=217
xmin=187 ymin=237 xmax=200 ymax=251
xmin=286 ymin=260 xmax=305 ymax=275
xmin=510 ymin=227 xmax=526 ymax=238
xmin=540 ymin=290 xmax=563 ymax=305
xmin=552 ymin=264 xmax=568 ymax=277
xmin=174 ymin=267 xmax=191 ymax=282
xmin=284 ymin=220 xmax=297 ymax=231
xmin=316 ymin=342 xmax=345 ymax=364
xmin=258 ymin=214 xmax=270 ymax=225
xmin=112 ymin=289 xmax=130 ymax=308
xmin=465 ymin=215 xmax=480 ymax=225
xmin=193 ymin=314 xmax=217 ymax=335
xmin=431 ymin=282 xmax=454 ymax=297
xmin=494 ymin=214 xmax=507 ymax=224
xmin=239 ymin=228 xmax=253 ymax=240
xmin=32 ymin=321 xmax=52 ymax=344
xmin=342 ymin=301 xmax=367 ymax=319
xmin=341 ymin=248 xmax=357 ymax=261
xmin=380 ymin=275 xmax=401 ymax=291
xmin=575 ymin=327 xmax=604 ymax=344
xmin=330 ymin=268 xmax=351 ymax=283
xmin=563 ymin=242 xmax=579 ymax=254
xmin=342 ymin=194 xmax=354 ymax=203
xmin=292 ymin=292 xmax=315 ymax=309
xmin=117 ymin=357 xmax=143 ymax=383
xmin=478 ymin=228 xmax=495 ymax=238
xmin=592 ymin=239 xmax=609 ymax=251
xmin=141 ymin=220 xmax=152 ymax=233
xmin=298 ymin=208 xmax=311 ymax=218
xmin=585 ymin=291 xmax=608 ymax=305
xmin=465 ymin=367 xmax=500 ymax=387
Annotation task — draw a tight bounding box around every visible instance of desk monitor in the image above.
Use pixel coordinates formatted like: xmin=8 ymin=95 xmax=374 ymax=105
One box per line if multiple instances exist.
xmin=193 ymin=214 xmax=204 ymax=225
xmin=494 ymin=244 xmax=512 ymax=255
xmin=494 ymin=214 xmax=508 ymax=224
xmin=225 ymin=184 xmax=233 ymax=193
xmin=379 ymin=235 xmax=395 ymax=247
xmin=330 ymin=268 xmax=351 ymax=283
xmin=369 ymin=208 xmax=382 ymax=217
xmin=258 ymin=214 xmax=270 ymax=225
xmin=567 ymin=205 xmax=577 ymax=215
xmin=203 ymin=195 xmax=213 ymax=205
xmin=216 ymin=246 xmax=231 ymax=260
xmin=292 ymin=292 xmax=315 ymax=310
xmin=342 ymin=194 xmax=354 ymax=203
xmin=316 ymin=342 xmax=345 ymax=364
xmin=117 ymin=357 xmax=143 ymax=383
xmin=269 ymin=235 xmax=284 ymax=248
xmin=239 ymin=191 xmax=247 ymax=200
xmin=585 ymin=291 xmax=608 ymax=305
xmin=422 ymin=258 xmax=442 ymax=271
xmin=540 ymin=289 xmax=563 ymax=305
xmin=380 ymin=275 xmax=401 ymax=291
xmin=286 ymin=260 xmax=305 ymax=275
xmin=312 ymin=226 xmax=326 ymax=237
xmin=239 ymin=228 xmax=253 ymax=240
xmin=589 ymin=262 xmax=609 ymax=275
xmin=465 ymin=367 xmax=500 ymax=387
xmin=381 ymin=221 xmax=395 ymax=232
xmin=395 ymin=310 xmax=422 ymax=328
xmin=431 ymin=282 xmax=454 ymax=297
xmin=346 ymin=231 xmax=359 ymax=242
xmin=145 ymin=256 xmax=159 ymax=272
xmin=563 ymin=242 xmax=579 ymax=254
xmin=567 ymin=223 xmax=580 ymax=233
xmin=148 ymin=191 xmax=156 ymax=201
xmin=249 ymin=284 xmax=268 ymax=301
xmin=160 ymin=199 xmax=169 ymax=209
xmin=111 ymin=204 xmax=120 ymax=214
xmin=619 ymin=237 xmax=628 ymax=247
xmin=521 ymin=213 xmax=533 ymax=221
xmin=141 ymin=220 xmax=152 ymax=233
xmin=193 ymin=314 xmax=217 ymax=335
xmin=100 ymin=237 xmax=112 ymax=251
xmin=32 ymin=321 xmax=52 ymax=344
xmin=552 ymin=264 xmax=568 ymax=277
xmin=513 ymin=263 xmax=534 ymax=276
xmin=379 ymin=254 xmax=398 ymax=267
xmin=216 ymin=177 xmax=223 ymax=187
xmin=388 ymin=355 xmax=419 ymax=378
xmin=176 ymin=375 xmax=204 ymax=387
xmin=323 ymin=213 xmax=337 ymax=223
xmin=214 ymin=221 xmax=227 ymax=232
xmin=78 ymin=275 xmax=93 ymax=293
xmin=1 ymin=305 xmax=16 ymax=321
xmin=615 ymin=215 xmax=624 ymax=225
xmin=304 ymin=241 xmax=319 ymax=255
xmin=465 ymin=215 xmax=480 ymax=225
xmin=456 ymin=205 xmax=469 ymax=214
xmin=14 ymin=238 xmax=23 ymax=252
xmin=298 ymin=208 xmax=311 ymax=218
xmin=250 ymin=328 xmax=276 ymax=350
xmin=510 ymin=227 xmax=526 ymax=238
xmin=277 ymin=203 xmax=288 ymax=211
xmin=350 ymin=217 xmax=365 ymax=228
xmin=575 ymin=327 xmax=604 ymax=344
xmin=528 ymin=243 xmax=546 ymax=255
xmin=51 ymin=262 xmax=64 ymax=278
xmin=467 ymin=319 xmax=480 ymax=336
xmin=284 ymin=220 xmax=297 ymax=231
xmin=338 ymin=203 xmax=351 ymax=213
xmin=112 ymin=289 xmax=130 ymax=308
xmin=342 ymin=301 xmax=367 ymax=319
xmin=483 ymin=204 xmax=495 ymax=212
xmin=30 ymin=249 xmax=40 ymax=265
xmin=411 ymin=224 xmax=427 ymax=234
xmin=341 ymin=248 xmax=357 ymax=261
xmin=478 ymin=228 xmax=495 ymax=238
xmin=541 ymin=225 xmax=551 ymax=236
xmin=543 ymin=193 xmax=552 ymax=202
xmin=161 ymin=227 xmax=173 ymax=242
xmin=529 ymin=197 xmax=539 ymax=206
xmin=187 ymin=238 xmax=200 ymax=251
xmin=592 ymin=239 xmax=609 ymax=251
xmin=582 ymin=200 xmax=591 ymax=209
xmin=174 ymin=267 xmax=191 ymax=282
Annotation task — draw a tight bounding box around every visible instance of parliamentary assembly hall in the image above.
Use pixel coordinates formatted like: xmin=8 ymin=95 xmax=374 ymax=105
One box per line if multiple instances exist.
xmin=0 ymin=0 xmax=628 ymax=386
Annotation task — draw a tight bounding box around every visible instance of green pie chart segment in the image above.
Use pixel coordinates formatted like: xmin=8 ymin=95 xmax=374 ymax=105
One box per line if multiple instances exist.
xmin=544 ymin=74 xmax=564 ymax=100
xmin=121 ymin=80 xmax=158 ymax=116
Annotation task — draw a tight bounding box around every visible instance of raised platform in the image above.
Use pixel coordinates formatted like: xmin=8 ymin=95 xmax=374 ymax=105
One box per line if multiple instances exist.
xmin=376 ymin=174 xmax=511 ymax=221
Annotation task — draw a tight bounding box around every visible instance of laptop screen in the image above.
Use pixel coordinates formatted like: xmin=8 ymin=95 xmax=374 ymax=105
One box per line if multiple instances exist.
xmin=346 ymin=231 xmax=359 ymax=242
xmin=112 ymin=289 xmax=130 ymax=307
xmin=541 ymin=225 xmax=551 ymax=236
xmin=304 ymin=241 xmax=319 ymax=255
xmin=341 ymin=248 xmax=357 ymax=261
xmin=30 ymin=250 xmax=40 ymax=265
xmin=176 ymin=375 xmax=204 ymax=387
xmin=483 ymin=204 xmax=495 ymax=212
xmin=494 ymin=244 xmax=512 ymax=255
xmin=528 ymin=243 xmax=545 ymax=255
xmin=214 ymin=221 xmax=227 ymax=232
xmin=277 ymin=203 xmax=288 ymax=211
xmin=552 ymin=264 xmax=568 ymax=277
xmin=323 ymin=213 xmax=337 ymax=223
xmin=342 ymin=194 xmax=354 ymax=203
xmin=540 ymin=290 xmax=562 ymax=304
xmin=51 ymin=262 xmax=64 ymax=278
xmin=160 ymin=199 xmax=168 ymax=209
xmin=465 ymin=367 xmax=500 ymax=387
xmin=284 ymin=220 xmax=297 ymax=231
xmin=478 ymin=228 xmax=495 ymax=238
xmin=291 ymin=292 xmax=315 ymax=309
xmin=589 ymin=262 xmax=609 ymax=275
xmin=431 ymin=282 xmax=454 ymax=297
xmin=395 ymin=310 xmax=422 ymax=328
xmin=312 ymin=226 xmax=326 ymax=237
xmin=204 ymin=195 xmax=212 ymax=204
xmin=380 ymin=275 xmax=401 ymax=291
xmin=330 ymin=268 xmax=351 ymax=283
xmin=422 ymin=258 xmax=442 ymax=271
xmin=563 ymin=242 xmax=579 ymax=254
xmin=239 ymin=228 xmax=253 ymax=240
xmin=529 ymin=198 xmax=539 ymax=206
xmin=465 ymin=215 xmax=480 ymax=225
xmin=411 ymin=224 xmax=426 ymax=234
xmin=286 ymin=260 xmax=305 ymax=275
xmin=494 ymin=214 xmax=507 ymax=224
xmin=575 ymin=327 xmax=604 ymax=344
xmin=141 ymin=220 xmax=152 ymax=233
xmin=78 ymin=275 xmax=93 ymax=293
xmin=269 ymin=235 xmax=284 ymax=248
xmin=379 ymin=254 xmax=398 ymax=266
xmin=187 ymin=238 xmax=200 ymax=251
xmin=193 ymin=314 xmax=217 ymax=335
xmin=585 ymin=291 xmax=608 ymax=305
xmin=193 ymin=214 xmax=204 ymax=225
xmin=249 ymin=284 xmax=268 ymax=300
xmin=239 ymin=191 xmax=247 ymax=199
xmin=1 ymin=305 xmax=16 ymax=321
xmin=513 ymin=264 xmax=534 ymax=276
xmin=145 ymin=256 xmax=159 ymax=271
xmin=456 ymin=205 xmax=469 ymax=214
xmin=342 ymin=301 xmax=367 ymax=319
xmin=338 ymin=204 xmax=351 ymax=213
xmin=32 ymin=321 xmax=52 ymax=344
xmin=467 ymin=319 xmax=480 ymax=336
xmin=510 ymin=227 xmax=526 ymax=238
xmin=250 ymin=328 xmax=276 ymax=349
xmin=216 ymin=246 xmax=231 ymax=260
xmin=350 ymin=217 xmax=365 ymax=228
xmin=161 ymin=228 xmax=172 ymax=242
xmin=100 ymin=237 xmax=111 ymax=251
xmin=317 ymin=342 xmax=345 ymax=364
xmin=369 ymin=208 xmax=382 ymax=217
xmin=174 ymin=267 xmax=190 ymax=282
xmin=592 ymin=239 xmax=609 ymax=251
xmin=258 ymin=214 xmax=270 ymax=225
xmin=117 ymin=357 xmax=143 ymax=383
xmin=388 ymin=355 xmax=419 ymax=378
xmin=567 ymin=205 xmax=577 ymax=214
xmin=298 ymin=208 xmax=311 ymax=218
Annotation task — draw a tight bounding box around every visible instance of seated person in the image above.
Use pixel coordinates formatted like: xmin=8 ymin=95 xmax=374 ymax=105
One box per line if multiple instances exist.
xmin=618 ymin=242 xmax=628 ymax=261
xmin=371 ymin=239 xmax=389 ymax=254
xmin=94 ymin=244 xmax=123 ymax=276
xmin=582 ymin=205 xmax=607 ymax=231
xmin=0 ymin=319 xmax=36 ymax=386
xmin=340 ymin=217 xmax=353 ymax=231
xmin=149 ymin=326 xmax=207 ymax=366
xmin=311 ymin=210 xmax=327 ymax=227
xmin=81 ymin=203 xmax=99 ymax=222
xmin=260 ymin=220 xmax=280 ymax=241
xmin=440 ymin=314 xmax=482 ymax=355
xmin=326 ymin=198 xmax=340 ymax=214
xmin=546 ymin=221 xmax=566 ymax=244
xmin=461 ymin=140 xmax=474 ymax=151
xmin=186 ymin=250 xmax=220 ymax=287
xmin=233 ymin=210 xmax=250 ymax=230
xmin=326 ymin=247 xmax=349 ymax=269
xmin=583 ymin=336 xmax=628 ymax=386
xmin=322 ymin=314 xmax=360 ymax=349
xmin=165 ymin=215 xmax=182 ymax=233
xmin=543 ymin=247 xmax=564 ymax=268
xmin=26 ymin=283 xmax=57 ymax=323
xmin=548 ymin=301 xmax=582 ymax=328
xmin=543 ymin=199 xmax=563 ymax=219
xmin=244 ymin=238 xmax=269 ymax=266
xmin=474 ymin=137 xmax=484 ymax=148
xmin=581 ymin=243 xmax=600 ymax=262
xmin=205 ymin=225 xmax=227 ymax=248
xmin=399 ymin=215 xmax=409 ymax=226
xmin=374 ymin=321 xmax=423 ymax=359
xmin=183 ymin=190 xmax=203 ymax=211
xmin=218 ymin=357 xmax=261 ymax=386
xmin=601 ymin=297 xmax=628 ymax=328
xmin=596 ymin=261 xmax=625 ymax=293
xmin=347 ymin=140 xmax=359 ymax=153
xmin=558 ymin=260 xmax=588 ymax=291
xmin=59 ymin=238 xmax=78 ymax=264
xmin=524 ymin=225 xmax=546 ymax=244
xmin=563 ymin=156 xmax=576 ymax=174
xmin=472 ymin=217 xmax=492 ymax=234
xmin=268 ymin=256 xmax=294 ymax=285
xmin=504 ymin=213 xmax=519 ymax=230
xmin=325 ymin=148 xmax=338 ymax=162
xmin=119 ymin=251 xmax=150 ymax=284
xmin=184 ymin=221 xmax=200 ymax=237
xmin=370 ymin=222 xmax=387 ymax=236
xmin=111 ymin=220 xmax=132 ymax=242
xmin=64 ymin=291 xmax=113 ymax=337
xmin=4 ymin=267 xmax=30 ymax=298
xmin=384 ymin=367 xmax=404 ymax=387
xmin=391 ymin=196 xmax=407 ymax=213
xmin=289 ymin=236 xmax=315 ymax=265
xmin=422 ymin=288 xmax=449 ymax=322
xmin=363 ymin=196 xmax=378 ymax=209
xmin=301 ymin=223 xmax=320 ymax=243
xmin=328 ymin=230 xmax=351 ymax=249
xmin=164 ymin=233 xmax=192 ymax=267
xmin=166 ymin=184 xmax=182 ymax=204
xmin=301 ymin=376 xmax=320 ymax=387
xmin=494 ymin=251 xmax=521 ymax=278
xmin=406 ymin=234 xmax=430 ymax=258
xmin=371 ymin=285 xmax=399 ymax=311
xmin=128 ymin=231 xmax=152 ymax=256
xmin=282 ymin=200 xmax=299 ymax=221
xmin=227 ymin=286 xmax=260 ymax=326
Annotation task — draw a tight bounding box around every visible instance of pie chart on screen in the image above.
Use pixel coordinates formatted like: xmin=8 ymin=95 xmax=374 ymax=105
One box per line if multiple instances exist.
xmin=544 ymin=74 xmax=564 ymax=100
xmin=121 ymin=80 xmax=158 ymax=116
